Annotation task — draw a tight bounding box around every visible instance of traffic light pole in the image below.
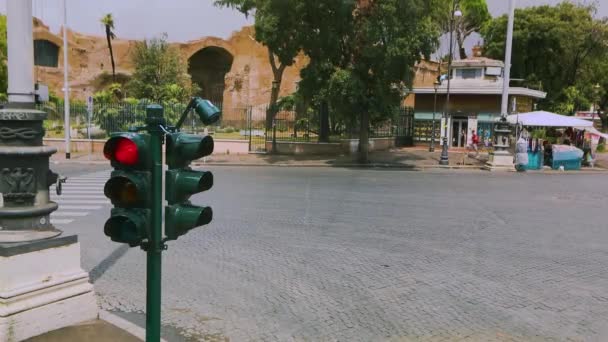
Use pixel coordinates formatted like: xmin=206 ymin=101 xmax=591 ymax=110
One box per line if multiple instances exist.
xmin=103 ymin=101 xmax=220 ymax=341
xmin=145 ymin=105 xmax=165 ymax=342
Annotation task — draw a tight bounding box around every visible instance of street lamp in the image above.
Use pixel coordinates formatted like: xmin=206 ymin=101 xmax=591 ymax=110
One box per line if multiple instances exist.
xmin=439 ymin=0 xmax=462 ymax=165
xmin=430 ymin=80 xmax=441 ymax=152
xmin=593 ymin=83 xmax=601 ymax=123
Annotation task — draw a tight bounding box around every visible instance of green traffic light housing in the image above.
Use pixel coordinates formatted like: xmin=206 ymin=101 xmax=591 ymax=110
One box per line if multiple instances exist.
xmin=175 ymin=97 xmax=221 ymax=129
xmin=104 ymin=208 xmax=150 ymax=247
xmin=165 ymin=169 xmax=213 ymax=204
xmin=192 ymin=98 xmax=221 ymax=126
xmin=166 ymin=132 xmax=214 ymax=169
xmin=165 ymin=204 xmax=212 ymax=241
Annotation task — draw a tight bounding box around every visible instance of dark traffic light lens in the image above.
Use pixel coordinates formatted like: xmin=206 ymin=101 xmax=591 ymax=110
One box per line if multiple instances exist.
xmin=105 ymin=176 xmax=140 ymax=206
xmin=197 ymin=207 xmax=213 ymax=226
xmin=198 ymin=172 xmax=213 ymax=192
xmin=104 ymin=137 xmax=139 ymax=165
xmin=104 ymin=216 xmax=137 ymax=241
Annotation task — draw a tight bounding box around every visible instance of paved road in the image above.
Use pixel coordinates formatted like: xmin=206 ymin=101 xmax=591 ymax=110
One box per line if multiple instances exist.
xmin=52 ymin=166 xmax=608 ymax=341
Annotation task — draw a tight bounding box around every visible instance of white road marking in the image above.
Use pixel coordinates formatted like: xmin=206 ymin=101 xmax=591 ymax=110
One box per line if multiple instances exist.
xmin=50 ymin=218 xmax=74 ymax=224
xmin=51 ymin=211 xmax=90 ymax=217
xmin=57 ymin=205 xmax=103 ymax=210
xmin=53 ymin=199 xmax=109 ymax=204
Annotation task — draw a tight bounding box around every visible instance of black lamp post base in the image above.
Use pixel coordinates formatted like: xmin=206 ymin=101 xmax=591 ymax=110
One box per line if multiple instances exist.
xmin=439 ymin=138 xmax=449 ymax=165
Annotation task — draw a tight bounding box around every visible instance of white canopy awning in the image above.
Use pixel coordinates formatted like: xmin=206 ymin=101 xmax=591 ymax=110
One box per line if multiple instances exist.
xmin=582 ymin=126 xmax=608 ymax=140
xmin=507 ymin=111 xmax=593 ymax=127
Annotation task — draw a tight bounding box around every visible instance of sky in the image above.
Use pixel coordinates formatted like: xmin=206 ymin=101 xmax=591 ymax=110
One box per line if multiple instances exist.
xmin=0 ymin=0 xmax=605 ymax=42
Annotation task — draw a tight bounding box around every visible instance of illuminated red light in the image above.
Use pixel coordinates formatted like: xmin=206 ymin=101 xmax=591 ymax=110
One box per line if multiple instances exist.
xmin=106 ymin=138 xmax=139 ymax=165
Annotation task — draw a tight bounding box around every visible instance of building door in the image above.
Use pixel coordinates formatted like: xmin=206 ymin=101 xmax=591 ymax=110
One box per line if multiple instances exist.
xmin=451 ymin=118 xmax=468 ymax=147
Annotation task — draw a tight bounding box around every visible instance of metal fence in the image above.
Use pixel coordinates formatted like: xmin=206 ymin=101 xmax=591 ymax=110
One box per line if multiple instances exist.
xmin=270 ymin=106 xmax=415 ymax=143
xmin=18 ymin=100 xmax=414 ymax=149
xmin=20 ymin=100 xmax=251 ymax=140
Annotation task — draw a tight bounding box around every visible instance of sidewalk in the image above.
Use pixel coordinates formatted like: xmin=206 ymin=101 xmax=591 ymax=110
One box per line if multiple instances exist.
xmin=52 ymin=147 xmax=487 ymax=169
xmin=50 ymin=147 xmax=608 ymax=172
xmin=24 ymin=311 xmax=156 ymax=342
xmin=194 ymin=148 xmax=488 ymax=169
xmin=25 ymin=320 xmax=140 ymax=342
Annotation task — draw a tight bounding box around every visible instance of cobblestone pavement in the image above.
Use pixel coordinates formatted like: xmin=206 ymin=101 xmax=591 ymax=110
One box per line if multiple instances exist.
xmin=73 ymin=167 xmax=608 ymax=341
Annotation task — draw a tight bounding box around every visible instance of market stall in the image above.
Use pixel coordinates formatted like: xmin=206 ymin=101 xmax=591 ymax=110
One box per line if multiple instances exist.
xmin=506 ymin=111 xmax=596 ymax=170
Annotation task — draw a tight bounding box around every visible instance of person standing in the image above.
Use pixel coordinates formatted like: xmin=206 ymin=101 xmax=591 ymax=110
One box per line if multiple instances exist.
xmin=470 ymin=129 xmax=479 ymax=157
xmin=515 ymin=132 xmax=529 ymax=172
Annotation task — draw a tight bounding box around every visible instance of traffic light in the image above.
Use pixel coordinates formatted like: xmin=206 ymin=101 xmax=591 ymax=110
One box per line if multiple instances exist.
xmin=164 ymin=132 xmax=214 ymax=240
xmin=103 ymin=133 xmax=151 ymax=247
xmin=191 ymin=97 xmax=221 ymax=125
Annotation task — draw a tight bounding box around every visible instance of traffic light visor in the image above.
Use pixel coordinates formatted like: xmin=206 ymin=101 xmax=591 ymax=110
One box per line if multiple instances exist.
xmin=104 ymin=215 xmax=140 ymax=245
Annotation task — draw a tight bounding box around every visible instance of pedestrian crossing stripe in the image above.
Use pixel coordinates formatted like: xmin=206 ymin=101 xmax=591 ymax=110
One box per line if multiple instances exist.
xmin=50 ymin=218 xmax=74 ymax=225
xmin=52 ymin=195 xmax=107 ymax=199
xmin=54 ymin=200 xmax=109 ymax=204
xmin=51 ymin=211 xmax=90 ymax=217
xmin=48 ymin=171 xmax=111 ymax=227
xmin=59 ymin=205 xmax=103 ymax=210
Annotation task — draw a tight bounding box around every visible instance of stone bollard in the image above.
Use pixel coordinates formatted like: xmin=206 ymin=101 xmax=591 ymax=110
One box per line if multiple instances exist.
xmin=0 ymin=104 xmax=62 ymax=242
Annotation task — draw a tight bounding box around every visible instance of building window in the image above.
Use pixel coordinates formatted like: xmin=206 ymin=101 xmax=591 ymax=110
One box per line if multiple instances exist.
xmin=456 ymin=68 xmax=482 ymax=79
xmin=413 ymin=120 xmax=441 ymax=142
xmin=34 ymin=40 xmax=59 ymax=67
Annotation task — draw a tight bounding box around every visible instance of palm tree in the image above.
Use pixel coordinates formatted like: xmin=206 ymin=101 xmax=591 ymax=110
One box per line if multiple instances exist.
xmin=100 ymin=14 xmax=116 ymax=82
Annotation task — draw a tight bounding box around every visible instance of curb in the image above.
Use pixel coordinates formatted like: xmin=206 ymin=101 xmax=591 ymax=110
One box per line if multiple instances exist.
xmin=99 ymin=310 xmax=168 ymax=342
xmin=50 ymin=158 xmax=608 ymax=173
xmin=193 ymin=162 xmax=485 ymax=170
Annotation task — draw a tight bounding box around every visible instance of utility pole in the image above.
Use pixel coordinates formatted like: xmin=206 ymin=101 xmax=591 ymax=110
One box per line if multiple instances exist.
xmin=63 ymin=0 xmax=71 ymax=159
xmin=485 ymin=0 xmax=517 ymax=171
xmin=501 ymin=0 xmax=515 ymax=117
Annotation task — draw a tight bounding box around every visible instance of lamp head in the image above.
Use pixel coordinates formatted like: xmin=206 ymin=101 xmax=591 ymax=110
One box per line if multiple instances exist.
xmin=454 ymin=7 xmax=463 ymax=17
xmin=192 ymin=98 xmax=221 ymax=126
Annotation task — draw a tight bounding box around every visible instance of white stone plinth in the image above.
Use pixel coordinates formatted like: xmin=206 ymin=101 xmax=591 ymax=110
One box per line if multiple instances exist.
xmin=0 ymin=238 xmax=98 ymax=341
xmin=484 ymin=152 xmax=516 ymax=172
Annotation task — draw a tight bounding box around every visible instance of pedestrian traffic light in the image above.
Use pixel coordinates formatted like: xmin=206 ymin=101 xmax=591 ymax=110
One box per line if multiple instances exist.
xmin=103 ymin=133 xmax=151 ymax=247
xmin=191 ymin=97 xmax=221 ymax=125
xmin=164 ymin=132 xmax=214 ymax=240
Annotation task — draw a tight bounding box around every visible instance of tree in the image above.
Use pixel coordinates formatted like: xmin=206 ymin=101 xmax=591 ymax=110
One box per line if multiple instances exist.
xmin=436 ymin=0 xmax=490 ymax=59
xmin=0 ymin=14 xmax=6 ymax=95
xmin=126 ymin=34 xmax=194 ymax=103
xmin=295 ymin=1 xmax=355 ymax=142
xmin=100 ymin=14 xmax=117 ymax=82
xmin=0 ymin=14 xmax=7 ymax=96
xmin=481 ymin=3 xmax=608 ymax=112
xmin=325 ymin=0 xmax=439 ymax=163
xmin=215 ymin=0 xmax=301 ymax=129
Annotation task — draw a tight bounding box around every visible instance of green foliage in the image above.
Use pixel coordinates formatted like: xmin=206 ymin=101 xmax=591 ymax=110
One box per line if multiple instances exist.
xmin=531 ymin=128 xmax=546 ymax=140
xmin=296 ymin=0 xmax=439 ymax=140
xmin=126 ymin=34 xmax=194 ymax=103
xmin=0 ymin=14 xmax=7 ymax=95
xmin=100 ymin=13 xmax=117 ymax=82
xmin=481 ymin=3 xmax=608 ymax=112
xmin=552 ymin=86 xmax=591 ymax=116
xmin=328 ymin=1 xmax=438 ymax=119
xmin=436 ymin=0 xmax=490 ymax=58
xmin=276 ymin=94 xmax=297 ymax=111
xmin=215 ymin=0 xmax=304 ymax=127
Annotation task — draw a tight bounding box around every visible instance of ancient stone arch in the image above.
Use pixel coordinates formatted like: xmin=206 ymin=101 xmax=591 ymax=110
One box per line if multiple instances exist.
xmin=187 ymin=45 xmax=234 ymax=109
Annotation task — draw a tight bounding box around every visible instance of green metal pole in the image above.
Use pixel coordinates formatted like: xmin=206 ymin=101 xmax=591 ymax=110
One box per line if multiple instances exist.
xmin=146 ymin=104 xmax=164 ymax=342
